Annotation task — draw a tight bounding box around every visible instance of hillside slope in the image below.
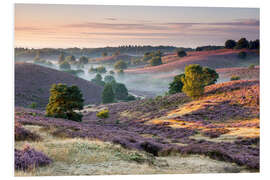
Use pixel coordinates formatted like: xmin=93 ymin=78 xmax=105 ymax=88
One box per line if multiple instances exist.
xmin=15 ymin=80 xmax=259 ymax=172
xmin=15 ymin=63 xmax=103 ymax=109
xmin=126 ymin=49 xmax=259 ymax=73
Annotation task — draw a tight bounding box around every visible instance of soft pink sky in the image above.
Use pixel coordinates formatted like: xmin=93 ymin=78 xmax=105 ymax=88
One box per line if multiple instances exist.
xmin=15 ymin=4 xmax=259 ymax=48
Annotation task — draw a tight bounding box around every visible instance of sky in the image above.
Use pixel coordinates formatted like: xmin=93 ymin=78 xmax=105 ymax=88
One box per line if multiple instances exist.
xmin=14 ymin=4 xmax=260 ymax=49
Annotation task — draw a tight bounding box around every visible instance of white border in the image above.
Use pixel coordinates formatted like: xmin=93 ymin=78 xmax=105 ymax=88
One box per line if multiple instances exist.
xmin=1 ymin=0 xmax=269 ymax=179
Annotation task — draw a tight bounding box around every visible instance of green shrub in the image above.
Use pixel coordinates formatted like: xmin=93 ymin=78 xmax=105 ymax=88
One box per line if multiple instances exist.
xmin=114 ymin=60 xmax=127 ymax=70
xmin=238 ymin=51 xmax=247 ymax=59
xmin=168 ymin=74 xmax=185 ymax=94
xmin=46 ymin=84 xmax=84 ymax=122
xmin=112 ymin=82 xmax=128 ymax=100
xmin=126 ymin=94 xmax=136 ymax=101
xmin=230 ymin=76 xmax=240 ymax=81
xmin=102 ymin=83 xmax=115 ymax=104
xmin=96 ymin=109 xmax=109 ymax=119
xmin=150 ymin=56 xmax=162 ymax=66
xmin=177 ymin=50 xmax=187 ymax=57
xmin=91 ymin=74 xmax=105 ymax=87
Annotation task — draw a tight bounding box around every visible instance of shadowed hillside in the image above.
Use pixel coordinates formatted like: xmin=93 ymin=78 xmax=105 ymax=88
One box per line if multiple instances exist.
xmin=15 ymin=63 xmax=103 ymax=109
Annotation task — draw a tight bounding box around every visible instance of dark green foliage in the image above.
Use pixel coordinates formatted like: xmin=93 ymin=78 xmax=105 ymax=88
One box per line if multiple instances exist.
xmin=59 ymin=61 xmax=71 ymax=70
xmin=238 ymin=51 xmax=247 ymax=59
xmin=181 ymin=64 xmax=206 ymax=99
xmin=112 ymin=82 xmax=128 ymax=100
xmin=104 ymin=75 xmax=115 ymax=83
xmin=195 ymin=45 xmax=224 ymax=51
xmin=177 ymin=50 xmax=187 ymax=57
xmin=102 ymin=83 xmax=115 ymax=104
xmin=96 ymin=109 xmax=109 ymax=119
xmin=202 ymin=67 xmax=219 ymax=86
xmin=88 ymin=66 xmax=107 ymax=74
xmin=63 ymin=69 xmax=84 ymax=76
xmin=225 ymin=40 xmax=236 ymax=49
xmin=46 ymin=84 xmax=84 ymax=122
xmin=249 ymin=39 xmax=260 ymax=49
xmin=168 ymin=74 xmax=185 ymax=94
xmin=91 ymin=74 xmax=105 ymax=87
xmin=235 ymin=38 xmax=249 ymax=49
xmin=114 ymin=60 xmax=127 ymax=70
xmin=150 ymin=56 xmax=162 ymax=66
xmin=126 ymin=94 xmax=136 ymax=101
xmin=102 ymin=52 xmax=108 ymax=57
xmin=79 ymin=56 xmax=88 ymax=64
xmin=230 ymin=76 xmax=240 ymax=81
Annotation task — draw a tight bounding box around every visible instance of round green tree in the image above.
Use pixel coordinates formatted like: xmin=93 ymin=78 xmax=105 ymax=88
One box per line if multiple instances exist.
xmin=102 ymin=83 xmax=115 ymax=104
xmin=225 ymin=40 xmax=236 ymax=49
xmin=112 ymin=83 xmax=128 ymax=100
xmin=177 ymin=50 xmax=187 ymax=57
xmin=46 ymin=83 xmax=84 ymax=122
xmin=104 ymin=75 xmax=115 ymax=83
xmin=181 ymin=64 xmax=205 ymax=99
xmin=114 ymin=60 xmax=127 ymax=70
xmin=236 ymin=38 xmax=249 ymax=49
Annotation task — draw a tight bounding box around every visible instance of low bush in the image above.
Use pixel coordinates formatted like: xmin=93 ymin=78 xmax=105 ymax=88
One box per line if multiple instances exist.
xmin=230 ymin=76 xmax=241 ymax=81
xmin=177 ymin=50 xmax=187 ymax=57
xmin=15 ymin=146 xmax=52 ymax=171
xmin=15 ymin=122 xmax=41 ymax=141
xmin=96 ymin=109 xmax=109 ymax=119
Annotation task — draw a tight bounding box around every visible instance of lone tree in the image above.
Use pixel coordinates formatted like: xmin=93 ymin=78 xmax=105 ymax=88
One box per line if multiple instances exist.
xmin=225 ymin=40 xmax=236 ymax=49
xmin=181 ymin=64 xmax=206 ymax=99
xmin=150 ymin=56 xmax=162 ymax=66
xmin=46 ymin=84 xmax=84 ymax=122
xmin=112 ymin=82 xmax=128 ymax=100
xmin=79 ymin=56 xmax=88 ymax=64
xmin=102 ymin=83 xmax=115 ymax=104
xmin=168 ymin=74 xmax=185 ymax=94
xmin=91 ymin=74 xmax=105 ymax=87
xmin=177 ymin=50 xmax=187 ymax=57
xmin=114 ymin=60 xmax=127 ymax=70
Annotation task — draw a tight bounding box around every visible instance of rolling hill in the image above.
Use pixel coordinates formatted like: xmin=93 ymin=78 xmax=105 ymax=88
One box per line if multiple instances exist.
xmin=126 ymin=49 xmax=259 ymax=74
xmin=15 ymin=63 xmax=103 ymax=109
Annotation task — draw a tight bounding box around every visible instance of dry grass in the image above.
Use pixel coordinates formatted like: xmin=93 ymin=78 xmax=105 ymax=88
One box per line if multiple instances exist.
xmin=15 ymin=125 xmax=249 ymax=176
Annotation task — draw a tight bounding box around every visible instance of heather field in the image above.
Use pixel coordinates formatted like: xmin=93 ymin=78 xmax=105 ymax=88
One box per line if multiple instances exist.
xmin=14 ymin=4 xmax=260 ymax=176
xmin=15 ymin=80 xmax=259 ymax=175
